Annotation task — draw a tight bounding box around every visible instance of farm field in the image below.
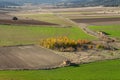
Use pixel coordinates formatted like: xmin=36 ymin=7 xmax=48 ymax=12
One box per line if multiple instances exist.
xmin=89 ymin=25 xmax=120 ymax=40
xmin=61 ymin=12 xmax=120 ymax=19
xmin=0 ymin=19 xmax=57 ymax=25
xmin=0 ymin=25 xmax=94 ymax=46
xmin=0 ymin=6 xmax=120 ymax=80
xmin=0 ymin=59 xmax=120 ymax=80
xmin=15 ymin=13 xmax=73 ymax=26
xmin=72 ymin=18 xmax=120 ymax=24
xmin=50 ymin=7 xmax=120 ymax=19
xmin=0 ymin=45 xmax=66 ymax=70
xmin=72 ymin=17 xmax=120 ymax=25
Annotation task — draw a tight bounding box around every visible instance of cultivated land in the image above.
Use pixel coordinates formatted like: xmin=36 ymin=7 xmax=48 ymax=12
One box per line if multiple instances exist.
xmin=58 ymin=7 xmax=120 ymax=41
xmin=0 ymin=59 xmax=120 ymax=80
xmin=0 ymin=7 xmax=120 ymax=80
xmin=0 ymin=25 xmax=93 ymax=46
xmin=0 ymin=45 xmax=66 ymax=70
xmin=89 ymin=25 xmax=120 ymax=40
xmin=14 ymin=13 xmax=73 ymax=26
xmin=0 ymin=19 xmax=57 ymax=25
xmin=72 ymin=17 xmax=120 ymax=25
xmin=54 ymin=7 xmax=120 ymax=19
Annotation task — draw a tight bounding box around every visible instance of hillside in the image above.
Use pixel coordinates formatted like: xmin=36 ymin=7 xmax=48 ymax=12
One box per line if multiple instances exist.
xmin=0 ymin=0 xmax=120 ymax=8
xmin=0 ymin=1 xmax=19 ymax=8
xmin=60 ymin=0 xmax=120 ymax=7
xmin=0 ymin=0 xmax=62 ymax=5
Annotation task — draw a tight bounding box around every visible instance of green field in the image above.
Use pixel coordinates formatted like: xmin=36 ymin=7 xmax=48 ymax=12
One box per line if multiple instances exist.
xmin=0 ymin=25 xmax=94 ymax=46
xmin=89 ymin=25 xmax=120 ymax=39
xmin=0 ymin=59 xmax=120 ymax=80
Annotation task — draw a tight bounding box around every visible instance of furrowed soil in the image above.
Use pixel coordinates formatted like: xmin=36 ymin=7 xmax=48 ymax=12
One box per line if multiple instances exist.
xmin=0 ymin=13 xmax=57 ymax=25
xmin=72 ymin=17 xmax=120 ymax=25
xmin=0 ymin=45 xmax=66 ymax=70
xmin=0 ymin=19 xmax=57 ymax=25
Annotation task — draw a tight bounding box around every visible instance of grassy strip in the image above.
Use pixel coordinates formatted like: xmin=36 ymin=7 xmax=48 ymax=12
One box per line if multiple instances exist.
xmin=0 ymin=59 xmax=120 ymax=80
xmin=89 ymin=25 xmax=120 ymax=39
xmin=0 ymin=25 xmax=94 ymax=46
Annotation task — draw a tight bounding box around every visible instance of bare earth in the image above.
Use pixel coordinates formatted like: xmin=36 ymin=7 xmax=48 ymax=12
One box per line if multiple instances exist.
xmin=0 ymin=13 xmax=12 ymax=20
xmin=72 ymin=17 xmax=120 ymax=25
xmin=0 ymin=19 xmax=57 ymax=25
xmin=54 ymin=50 xmax=120 ymax=64
xmin=0 ymin=13 xmax=57 ymax=26
xmin=0 ymin=45 xmax=66 ymax=70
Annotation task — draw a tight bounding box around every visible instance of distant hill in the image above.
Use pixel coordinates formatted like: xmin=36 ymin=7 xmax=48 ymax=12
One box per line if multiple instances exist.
xmin=0 ymin=0 xmax=120 ymax=8
xmin=0 ymin=0 xmax=62 ymax=5
xmin=60 ymin=0 xmax=120 ymax=7
xmin=0 ymin=1 xmax=19 ymax=8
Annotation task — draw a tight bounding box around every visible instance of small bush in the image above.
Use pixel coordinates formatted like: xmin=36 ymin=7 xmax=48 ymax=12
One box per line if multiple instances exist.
xmin=12 ymin=17 xmax=18 ymax=20
xmin=96 ymin=44 xmax=105 ymax=49
xmin=88 ymin=45 xmax=94 ymax=49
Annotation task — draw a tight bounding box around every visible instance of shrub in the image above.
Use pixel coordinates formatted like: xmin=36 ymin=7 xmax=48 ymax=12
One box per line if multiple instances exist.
xmin=88 ymin=45 xmax=94 ymax=49
xmin=96 ymin=44 xmax=105 ymax=49
xmin=39 ymin=36 xmax=90 ymax=52
xmin=12 ymin=17 xmax=18 ymax=20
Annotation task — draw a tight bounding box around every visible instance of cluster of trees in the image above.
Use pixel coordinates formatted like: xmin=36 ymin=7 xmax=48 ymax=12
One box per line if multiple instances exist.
xmin=39 ymin=36 xmax=105 ymax=52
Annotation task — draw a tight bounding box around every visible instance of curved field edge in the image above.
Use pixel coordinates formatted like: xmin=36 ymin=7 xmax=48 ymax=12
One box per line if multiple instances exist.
xmin=89 ymin=25 xmax=120 ymax=40
xmin=0 ymin=59 xmax=120 ymax=80
xmin=0 ymin=25 xmax=95 ymax=46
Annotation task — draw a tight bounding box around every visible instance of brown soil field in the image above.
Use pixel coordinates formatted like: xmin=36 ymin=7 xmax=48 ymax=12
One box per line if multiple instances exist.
xmin=50 ymin=7 xmax=116 ymax=12
xmin=0 ymin=13 xmax=57 ymax=25
xmin=88 ymin=21 xmax=120 ymax=25
xmin=72 ymin=17 xmax=120 ymax=25
xmin=0 ymin=13 xmax=12 ymax=20
xmin=0 ymin=19 xmax=57 ymax=25
xmin=0 ymin=45 xmax=66 ymax=70
xmin=72 ymin=17 xmax=120 ymax=23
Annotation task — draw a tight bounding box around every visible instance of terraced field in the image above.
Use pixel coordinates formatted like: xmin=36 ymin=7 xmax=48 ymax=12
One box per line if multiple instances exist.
xmin=89 ymin=25 xmax=120 ymax=40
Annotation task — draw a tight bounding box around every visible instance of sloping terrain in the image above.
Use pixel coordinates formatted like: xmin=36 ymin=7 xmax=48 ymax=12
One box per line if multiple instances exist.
xmin=60 ymin=0 xmax=120 ymax=7
xmin=0 ymin=13 xmax=57 ymax=25
xmin=0 ymin=19 xmax=57 ymax=25
xmin=0 ymin=45 xmax=66 ymax=70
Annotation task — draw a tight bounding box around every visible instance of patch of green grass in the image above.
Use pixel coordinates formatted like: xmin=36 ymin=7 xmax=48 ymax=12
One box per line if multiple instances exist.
xmin=0 ymin=25 xmax=94 ymax=46
xmin=89 ymin=25 xmax=120 ymax=39
xmin=0 ymin=59 xmax=120 ymax=80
